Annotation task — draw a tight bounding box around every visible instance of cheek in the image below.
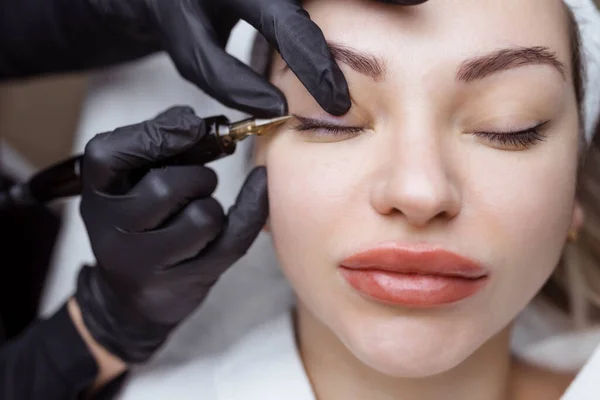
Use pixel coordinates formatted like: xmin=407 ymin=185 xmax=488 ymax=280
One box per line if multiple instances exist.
xmin=263 ymin=134 xmax=372 ymax=311
xmin=262 ymin=120 xmax=579 ymax=378
xmin=265 ymin=137 xmax=360 ymax=265
xmin=464 ymin=131 xmax=579 ymax=313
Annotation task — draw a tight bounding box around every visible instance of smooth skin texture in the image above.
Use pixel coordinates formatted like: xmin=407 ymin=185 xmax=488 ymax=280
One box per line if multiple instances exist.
xmin=256 ymin=0 xmax=582 ymax=399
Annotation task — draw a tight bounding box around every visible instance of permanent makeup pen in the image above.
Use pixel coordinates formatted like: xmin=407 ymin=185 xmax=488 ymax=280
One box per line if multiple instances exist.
xmin=0 ymin=115 xmax=291 ymax=209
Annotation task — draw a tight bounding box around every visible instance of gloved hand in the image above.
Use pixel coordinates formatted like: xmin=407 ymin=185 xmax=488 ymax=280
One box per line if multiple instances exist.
xmin=74 ymin=106 xmax=269 ymax=363
xmin=86 ymin=0 xmax=428 ymax=117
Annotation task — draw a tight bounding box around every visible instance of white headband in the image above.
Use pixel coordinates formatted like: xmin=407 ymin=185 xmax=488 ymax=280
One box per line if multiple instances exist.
xmin=565 ymin=0 xmax=600 ymax=143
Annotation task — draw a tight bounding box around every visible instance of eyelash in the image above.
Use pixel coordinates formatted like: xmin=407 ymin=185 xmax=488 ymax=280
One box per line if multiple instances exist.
xmin=293 ymin=120 xmax=549 ymax=149
xmin=293 ymin=121 xmax=364 ymax=137
xmin=473 ymin=122 xmax=548 ymax=149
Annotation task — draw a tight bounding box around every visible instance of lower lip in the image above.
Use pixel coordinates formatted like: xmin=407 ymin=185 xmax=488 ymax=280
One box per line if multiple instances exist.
xmin=340 ymin=268 xmax=488 ymax=307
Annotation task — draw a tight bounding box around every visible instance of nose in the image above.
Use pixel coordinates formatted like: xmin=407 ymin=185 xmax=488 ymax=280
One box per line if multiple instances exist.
xmin=370 ymin=128 xmax=461 ymax=228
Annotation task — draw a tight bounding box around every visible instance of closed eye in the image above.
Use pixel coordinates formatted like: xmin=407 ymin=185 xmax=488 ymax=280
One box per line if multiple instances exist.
xmin=473 ymin=121 xmax=549 ymax=150
xmin=292 ymin=116 xmax=365 ymax=140
xmin=291 ymin=116 xmax=549 ymax=150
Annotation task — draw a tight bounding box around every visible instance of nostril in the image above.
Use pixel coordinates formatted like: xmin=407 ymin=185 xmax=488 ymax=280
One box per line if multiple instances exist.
xmin=371 ymin=173 xmax=461 ymax=227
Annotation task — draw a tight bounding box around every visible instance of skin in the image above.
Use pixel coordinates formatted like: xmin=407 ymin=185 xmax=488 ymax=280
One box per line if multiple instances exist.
xmin=68 ymin=299 xmax=127 ymax=394
xmin=256 ymin=0 xmax=583 ymax=399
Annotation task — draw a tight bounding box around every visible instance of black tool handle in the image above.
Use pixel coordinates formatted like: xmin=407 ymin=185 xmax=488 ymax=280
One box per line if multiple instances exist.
xmin=29 ymin=156 xmax=84 ymax=203
xmin=3 ymin=115 xmax=235 ymax=206
xmin=169 ymin=115 xmax=236 ymax=165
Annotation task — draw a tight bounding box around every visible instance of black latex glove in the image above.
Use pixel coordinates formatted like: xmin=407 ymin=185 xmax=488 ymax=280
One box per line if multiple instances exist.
xmin=74 ymin=106 xmax=269 ymax=363
xmin=1 ymin=0 xmax=428 ymax=114
xmin=86 ymin=0 xmax=428 ymax=117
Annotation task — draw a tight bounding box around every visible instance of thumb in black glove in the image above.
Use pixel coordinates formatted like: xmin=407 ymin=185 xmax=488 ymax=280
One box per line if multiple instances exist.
xmin=75 ymin=106 xmax=268 ymax=363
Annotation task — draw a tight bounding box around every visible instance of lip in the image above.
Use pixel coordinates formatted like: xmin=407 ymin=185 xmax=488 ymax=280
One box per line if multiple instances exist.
xmin=339 ymin=243 xmax=489 ymax=308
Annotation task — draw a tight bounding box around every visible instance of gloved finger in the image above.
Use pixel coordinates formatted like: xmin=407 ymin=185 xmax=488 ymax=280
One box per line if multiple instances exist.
xmin=233 ymin=0 xmax=351 ymax=116
xmin=83 ymin=106 xmax=208 ymax=192
xmin=110 ymin=165 xmax=218 ymax=232
xmin=188 ymin=166 xmax=269 ymax=276
xmin=209 ymin=5 xmax=242 ymax=48
xmin=117 ymin=197 xmax=226 ymax=270
xmin=152 ymin=1 xmax=288 ymax=118
xmin=173 ymin=39 xmax=288 ymax=117
xmin=196 ymin=43 xmax=288 ymax=117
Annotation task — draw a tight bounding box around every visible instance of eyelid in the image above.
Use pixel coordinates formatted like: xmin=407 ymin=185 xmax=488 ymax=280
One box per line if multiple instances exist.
xmin=292 ymin=116 xmax=548 ymax=133
xmin=473 ymin=120 xmax=549 ymax=135
xmin=472 ymin=120 xmax=549 ymax=150
xmin=290 ymin=115 xmax=549 ymax=150
xmin=292 ymin=115 xmax=366 ymax=133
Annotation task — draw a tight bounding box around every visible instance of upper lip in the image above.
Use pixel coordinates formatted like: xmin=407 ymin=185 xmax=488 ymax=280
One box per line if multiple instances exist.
xmin=340 ymin=243 xmax=488 ymax=279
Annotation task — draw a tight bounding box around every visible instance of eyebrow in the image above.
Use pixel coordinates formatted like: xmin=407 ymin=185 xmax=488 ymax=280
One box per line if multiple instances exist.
xmin=281 ymin=44 xmax=566 ymax=83
xmin=280 ymin=41 xmax=387 ymax=81
xmin=327 ymin=42 xmax=387 ymax=81
xmin=456 ymin=46 xmax=566 ymax=82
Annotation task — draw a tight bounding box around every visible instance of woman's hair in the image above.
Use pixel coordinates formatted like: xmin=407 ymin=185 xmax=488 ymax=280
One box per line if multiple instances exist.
xmin=540 ymin=6 xmax=600 ymax=329
xmin=249 ymin=5 xmax=600 ymax=328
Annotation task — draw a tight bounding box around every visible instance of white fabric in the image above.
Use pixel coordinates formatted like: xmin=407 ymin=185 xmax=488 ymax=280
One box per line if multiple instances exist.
xmin=512 ymin=298 xmax=600 ymax=372
xmin=214 ymin=312 xmax=314 ymax=400
xmin=115 ymin=308 xmax=314 ymax=400
xmin=563 ymin=344 xmax=600 ymax=399
xmin=565 ymin=0 xmax=600 ymax=143
xmin=39 ymin=5 xmax=600 ymax=399
xmin=116 ymin=306 xmax=600 ymax=400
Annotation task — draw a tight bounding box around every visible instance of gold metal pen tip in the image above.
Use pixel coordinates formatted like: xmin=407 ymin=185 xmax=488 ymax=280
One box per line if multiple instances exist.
xmin=254 ymin=115 xmax=294 ymax=128
xmin=245 ymin=115 xmax=293 ymax=138
xmin=225 ymin=115 xmax=294 ymax=143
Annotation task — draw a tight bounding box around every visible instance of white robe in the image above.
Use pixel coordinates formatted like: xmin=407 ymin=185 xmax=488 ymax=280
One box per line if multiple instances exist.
xmin=113 ymin=288 xmax=600 ymax=400
xmin=111 ymin=291 xmax=600 ymax=400
xmin=117 ymin=307 xmax=313 ymax=400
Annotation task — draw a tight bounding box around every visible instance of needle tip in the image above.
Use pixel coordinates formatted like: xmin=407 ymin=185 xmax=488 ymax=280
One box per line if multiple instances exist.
xmin=256 ymin=115 xmax=293 ymax=126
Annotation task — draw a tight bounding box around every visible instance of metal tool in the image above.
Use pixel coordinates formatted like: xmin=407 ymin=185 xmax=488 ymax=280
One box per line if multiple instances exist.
xmin=0 ymin=115 xmax=291 ymax=209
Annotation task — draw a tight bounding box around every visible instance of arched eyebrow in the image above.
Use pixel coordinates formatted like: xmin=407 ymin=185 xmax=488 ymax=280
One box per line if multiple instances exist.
xmin=280 ymin=44 xmax=566 ymax=83
xmin=327 ymin=42 xmax=387 ymax=81
xmin=456 ymin=46 xmax=566 ymax=82
xmin=279 ymin=41 xmax=387 ymax=81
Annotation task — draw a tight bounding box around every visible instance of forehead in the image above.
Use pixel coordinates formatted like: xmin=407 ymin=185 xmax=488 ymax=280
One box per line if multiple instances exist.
xmin=301 ymin=0 xmax=573 ymax=73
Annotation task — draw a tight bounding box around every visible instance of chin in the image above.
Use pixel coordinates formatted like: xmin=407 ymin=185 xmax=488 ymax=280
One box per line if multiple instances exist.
xmin=334 ymin=311 xmax=490 ymax=378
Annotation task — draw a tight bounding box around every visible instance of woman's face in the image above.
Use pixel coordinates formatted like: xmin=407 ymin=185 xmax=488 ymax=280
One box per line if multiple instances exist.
xmin=258 ymin=0 xmax=581 ymax=377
